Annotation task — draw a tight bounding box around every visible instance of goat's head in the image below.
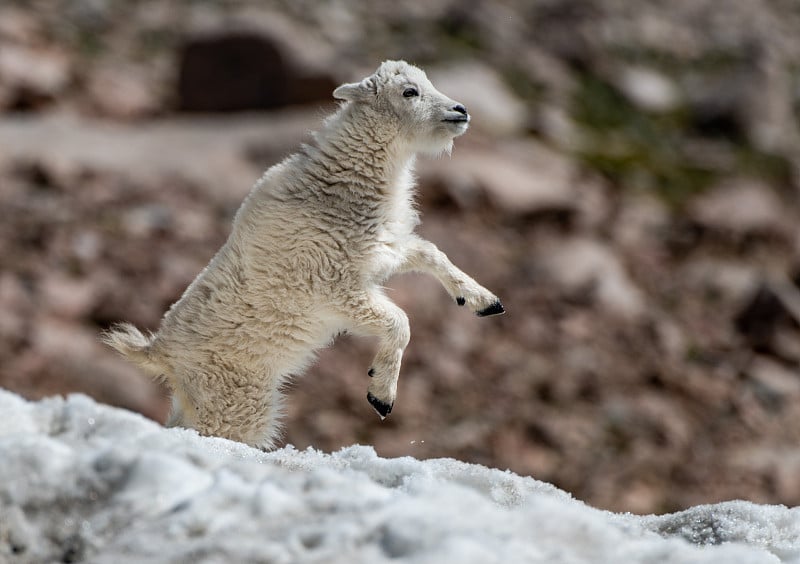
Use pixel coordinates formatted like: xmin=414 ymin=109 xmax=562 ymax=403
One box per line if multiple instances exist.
xmin=333 ymin=60 xmax=469 ymax=155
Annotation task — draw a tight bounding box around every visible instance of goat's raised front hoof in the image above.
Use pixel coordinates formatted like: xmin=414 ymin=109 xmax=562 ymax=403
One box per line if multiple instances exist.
xmin=456 ymin=296 xmax=466 ymax=306
xmin=476 ymin=300 xmax=505 ymax=317
xmin=367 ymin=392 xmax=393 ymax=419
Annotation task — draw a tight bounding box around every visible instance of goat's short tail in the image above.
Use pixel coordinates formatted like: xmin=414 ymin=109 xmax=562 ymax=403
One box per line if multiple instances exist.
xmin=101 ymin=323 xmax=167 ymax=381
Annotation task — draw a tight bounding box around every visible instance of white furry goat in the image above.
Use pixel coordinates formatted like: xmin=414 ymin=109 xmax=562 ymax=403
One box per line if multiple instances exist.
xmin=103 ymin=60 xmax=504 ymax=448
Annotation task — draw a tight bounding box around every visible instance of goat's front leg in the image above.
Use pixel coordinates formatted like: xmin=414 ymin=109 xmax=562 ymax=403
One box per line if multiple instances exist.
xmin=398 ymin=237 xmax=505 ymax=316
xmin=342 ymin=290 xmax=411 ymax=419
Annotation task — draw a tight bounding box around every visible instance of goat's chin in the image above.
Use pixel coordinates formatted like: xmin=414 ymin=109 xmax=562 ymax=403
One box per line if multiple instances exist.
xmin=416 ymin=137 xmax=455 ymax=158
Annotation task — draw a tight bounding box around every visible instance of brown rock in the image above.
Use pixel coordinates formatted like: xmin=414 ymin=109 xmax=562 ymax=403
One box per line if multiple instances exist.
xmin=749 ymin=356 xmax=800 ymax=405
xmin=0 ymin=7 xmax=41 ymax=45
xmin=613 ymin=193 xmax=670 ymax=253
xmin=734 ymin=282 xmax=797 ymax=349
xmin=682 ymin=258 xmax=760 ymax=304
xmin=85 ymin=64 xmax=160 ymax=119
xmin=429 ymin=62 xmax=528 ymax=137
xmin=538 ymin=237 xmax=646 ymax=319
xmin=0 ymin=112 xmax=318 ymax=203
xmin=31 ymin=317 xmax=167 ymax=420
xmin=614 ymin=66 xmax=681 ymax=113
xmin=0 ymin=45 xmax=70 ymax=109
xmin=39 ymin=275 xmax=97 ymax=319
xmin=421 ymin=140 xmax=577 ymax=216
xmin=0 ymin=274 xmax=33 ymax=352
xmin=729 ymin=446 xmax=800 ymax=504
xmin=688 ymin=178 xmax=789 ymax=238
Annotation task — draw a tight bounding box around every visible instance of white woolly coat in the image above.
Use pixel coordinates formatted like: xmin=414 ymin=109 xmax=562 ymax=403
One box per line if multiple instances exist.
xmin=104 ymin=60 xmax=503 ymax=448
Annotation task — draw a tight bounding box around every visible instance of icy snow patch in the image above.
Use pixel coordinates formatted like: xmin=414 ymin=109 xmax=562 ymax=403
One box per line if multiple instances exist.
xmin=0 ymin=390 xmax=798 ymax=563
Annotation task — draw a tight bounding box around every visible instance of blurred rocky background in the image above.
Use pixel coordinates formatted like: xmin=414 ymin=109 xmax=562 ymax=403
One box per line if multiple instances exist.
xmin=2 ymin=0 xmax=800 ymax=514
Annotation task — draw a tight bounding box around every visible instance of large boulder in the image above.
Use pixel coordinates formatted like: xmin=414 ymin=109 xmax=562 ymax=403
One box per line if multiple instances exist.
xmin=420 ymin=140 xmax=579 ymax=217
xmin=177 ymin=29 xmax=337 ymax=112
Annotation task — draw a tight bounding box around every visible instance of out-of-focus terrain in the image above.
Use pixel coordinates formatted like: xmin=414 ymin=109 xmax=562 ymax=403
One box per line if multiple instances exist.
xmin=1 ymin=0 xmax=800 ymax=514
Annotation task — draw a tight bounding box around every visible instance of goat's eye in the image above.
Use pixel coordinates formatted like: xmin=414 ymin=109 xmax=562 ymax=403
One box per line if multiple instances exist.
xmin=403 ymin=87 xmax=419 ymax=98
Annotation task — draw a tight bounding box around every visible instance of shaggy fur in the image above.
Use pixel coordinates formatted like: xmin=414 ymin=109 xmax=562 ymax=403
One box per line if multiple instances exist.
xmin=103 ymin=60 xmax=504 ymax=449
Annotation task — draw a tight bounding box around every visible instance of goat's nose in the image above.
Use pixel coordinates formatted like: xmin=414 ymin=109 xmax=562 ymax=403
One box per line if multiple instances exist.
xmin=452 ymin=104 xmax=468 ymax=115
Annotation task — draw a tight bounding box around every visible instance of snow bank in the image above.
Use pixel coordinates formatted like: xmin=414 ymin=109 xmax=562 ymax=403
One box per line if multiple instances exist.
xmin=0 ymin=390 xmax=798 ymax=563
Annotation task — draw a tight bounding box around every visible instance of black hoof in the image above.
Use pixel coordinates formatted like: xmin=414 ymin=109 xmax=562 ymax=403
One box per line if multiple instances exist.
xmin=367 ymin=392 xmax=393 ymax=419
xmin=368 ymin=368 xmax=375 ymax=377
xmin=477 ymin=300 xmax=505 ymax=317
xmin=456 ymin=296 xmax=466 ymax=306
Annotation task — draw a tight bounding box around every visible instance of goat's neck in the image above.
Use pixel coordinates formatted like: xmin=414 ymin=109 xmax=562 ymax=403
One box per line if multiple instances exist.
xmin=312 ymin=105 xmax=413 ymax=193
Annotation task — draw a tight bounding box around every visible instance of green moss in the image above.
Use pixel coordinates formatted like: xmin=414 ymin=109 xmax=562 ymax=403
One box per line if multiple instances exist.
xmin=608 ymin=45 xmax=747 ymax=74
xmin=573 ymin=75 xmax=715 ymax=207
xmin=791 ymin=66 xmax=800 ymax=125
xmin=135 ymin=28 xmax=176 ymax=62
xmin=73 ymin=29 xmax=106 ymax=58
xmin=571 ymin=73 xmax=792 ymax=208
xmin=503 ymin=66 xmax=545 ymax=104
xmin=435 ymin=13 xmax=483 ymax=55
xmin=734 ymin=148 xmax=794 ymax=186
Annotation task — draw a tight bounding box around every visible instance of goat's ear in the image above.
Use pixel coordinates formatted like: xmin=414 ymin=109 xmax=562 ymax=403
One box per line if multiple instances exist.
xmin=333 ymin=77 xmax=376 ymax=102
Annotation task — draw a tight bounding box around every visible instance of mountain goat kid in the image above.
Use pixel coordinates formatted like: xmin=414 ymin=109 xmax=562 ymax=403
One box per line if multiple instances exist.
xmin=103 ymin=60 xmax=504 ymax=449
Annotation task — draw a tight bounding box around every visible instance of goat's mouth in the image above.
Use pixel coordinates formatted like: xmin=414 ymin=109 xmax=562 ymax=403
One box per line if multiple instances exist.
xmin=442 ymin=116 xmax=469 ymax=123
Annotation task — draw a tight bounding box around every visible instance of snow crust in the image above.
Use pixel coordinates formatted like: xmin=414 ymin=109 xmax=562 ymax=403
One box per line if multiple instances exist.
xmin=0 ymin=390 xmax=798 ymax=563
